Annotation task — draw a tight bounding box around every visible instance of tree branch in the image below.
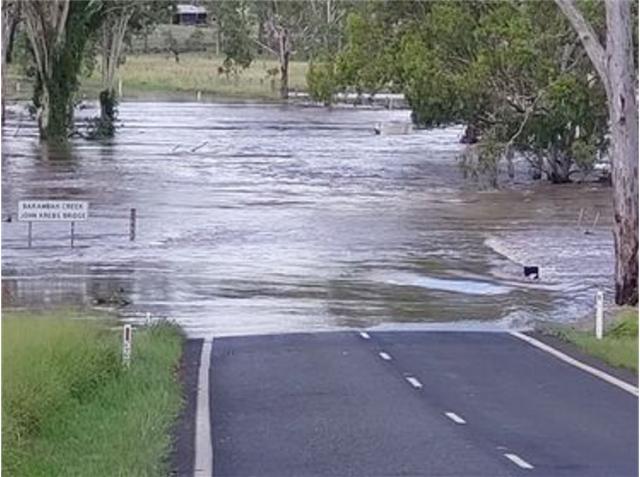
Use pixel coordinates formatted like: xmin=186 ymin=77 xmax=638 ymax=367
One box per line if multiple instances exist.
xmin=554 ymin=0 xmax=609 ymax=94
xmin=251 ymin=37 xmax=278 ymax=56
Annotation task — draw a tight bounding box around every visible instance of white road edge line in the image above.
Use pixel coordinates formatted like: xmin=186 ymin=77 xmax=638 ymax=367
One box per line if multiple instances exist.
xmin=379 ymin=352 xmax=392 ymax=361
xmin=406 ymin=377 xmax=423 ymax=389
xmin=510 ymin=331 xmax=639 ymax=397
xmin=194 ymin=339 xmax=213 ymax=477
xmin=444 ymin=411 xmax=466 ymax=424
xmin=504 ymin=453 xmax=534 ymax=470
xmin=359 ymin=331 xmax=371 ymax=339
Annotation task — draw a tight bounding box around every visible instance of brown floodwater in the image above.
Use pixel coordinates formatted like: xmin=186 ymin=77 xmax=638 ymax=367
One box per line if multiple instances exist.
xmin=1 ymin=102 xmax=613 ymax=337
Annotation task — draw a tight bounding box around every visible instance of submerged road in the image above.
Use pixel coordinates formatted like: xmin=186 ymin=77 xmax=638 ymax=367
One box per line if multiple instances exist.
xmin=185 ymin=331 xmax=637 ymax=477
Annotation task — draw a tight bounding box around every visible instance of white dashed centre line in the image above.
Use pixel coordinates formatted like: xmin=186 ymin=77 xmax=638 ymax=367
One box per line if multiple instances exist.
xmin=444 ymin=412 xmax=466 ymax=424
xmin=504 ymin=453 xmax=534 ymax=470
xmin=359 ymin=331 xmax=371 ymax=339
xmin=379 ymin=352 xmax=392 ymax=361
xmin=406 ymin=377 xmax=423 ymax=389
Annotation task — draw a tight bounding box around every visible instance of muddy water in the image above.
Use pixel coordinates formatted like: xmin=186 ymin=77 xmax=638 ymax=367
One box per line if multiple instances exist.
xmin=1 ymin=102 xmax=613 ymax=337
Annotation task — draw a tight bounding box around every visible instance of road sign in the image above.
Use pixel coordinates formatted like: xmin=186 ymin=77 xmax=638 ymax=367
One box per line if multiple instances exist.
xmin=18 ymin=200 xmax=88 ymax=222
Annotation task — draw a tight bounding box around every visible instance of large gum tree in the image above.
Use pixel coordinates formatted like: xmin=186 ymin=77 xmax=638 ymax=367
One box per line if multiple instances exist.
xmin=21 ymin=0 xmax=103 ymax=141
xmin=556 ymin=0 xmax=638 ymax=305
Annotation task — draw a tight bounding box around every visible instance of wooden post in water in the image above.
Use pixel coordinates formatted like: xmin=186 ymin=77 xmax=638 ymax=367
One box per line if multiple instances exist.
xmin=577 ymin=208 xmax=584 ymax=228
xmin=129 ymin=208 xmax=136 ymax=241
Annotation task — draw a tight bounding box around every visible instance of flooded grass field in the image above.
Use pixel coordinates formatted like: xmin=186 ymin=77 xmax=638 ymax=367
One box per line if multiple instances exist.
xmin=1 ymin=102 xmax=613 ymax=337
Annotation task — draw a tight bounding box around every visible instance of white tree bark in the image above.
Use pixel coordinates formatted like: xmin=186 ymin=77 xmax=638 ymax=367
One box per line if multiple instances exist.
xmin=555 ymin=0 xmax=638 ymax=304
xmin=21 ymin=0 xmax=71 ymax=138
xmin=1 ymin=1 xmax=20 ymax=124
xmin=101 ymin=6 xmax=134 ymax=92
xmin=605 ymin=0 xmax=639 ymax=304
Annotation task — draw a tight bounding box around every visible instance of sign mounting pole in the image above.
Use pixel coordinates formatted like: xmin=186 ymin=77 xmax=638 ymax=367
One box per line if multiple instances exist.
xmin=18 ymin=200 xmax=89 ymax=248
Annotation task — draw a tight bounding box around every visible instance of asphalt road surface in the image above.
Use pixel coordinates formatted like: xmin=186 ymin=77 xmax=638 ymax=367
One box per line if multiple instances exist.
xmin=202 ymin=331 xmax=637 ymax=477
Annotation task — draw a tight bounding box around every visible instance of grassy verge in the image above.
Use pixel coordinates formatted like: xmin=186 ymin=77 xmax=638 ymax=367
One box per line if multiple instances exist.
xmin=5 ymin=52 xmax=309 ymax=102
xmin=2 ymin=311 xmax=184 ymax=477
xmin=551 ymin=307 xmax=638 ymax=373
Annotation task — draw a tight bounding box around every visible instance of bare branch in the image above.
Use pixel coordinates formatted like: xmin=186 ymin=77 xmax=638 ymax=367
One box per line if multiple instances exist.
xmin=251 ymin=37 xmax=278 ymax=56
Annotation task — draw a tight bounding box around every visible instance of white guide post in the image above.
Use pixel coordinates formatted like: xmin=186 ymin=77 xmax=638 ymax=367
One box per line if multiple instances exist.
xmin=122 ymin=324 xmax=132 ymax=367
xmin=595 ymin=291 xmax=604 ymax=340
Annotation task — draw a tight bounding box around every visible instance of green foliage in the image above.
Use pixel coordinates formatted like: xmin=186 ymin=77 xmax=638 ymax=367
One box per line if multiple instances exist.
xmin=2 ymin=315 xmax=120 ymax=473
xmin=306 ymin=59 xmax=337 ymax=105
xmin=28 ymin=0 xmax=104 ymax=141
xmin=327 ymin=0 xmax=612 ymax=184
xmin=335 ymin=12 xmax=396 ymax=94
xmin=162 ymin=27 xmax=180 ymax=53
xmin=215 ymin=0 xmax=254 ymax=73
xmin=185 ymin=28 xmax=206 ymax=52
xmin=608 ymin=309 xmax=639 ymax=339
xmin=2 ymin=312 xmax=184 ymax=476
xmin=555 ymin=308 xmax=638 ymax=372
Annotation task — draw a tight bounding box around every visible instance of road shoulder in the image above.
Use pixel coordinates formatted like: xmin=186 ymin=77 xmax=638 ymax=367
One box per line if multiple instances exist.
xmin=525 ymin=330 xmax=638 ymax=386
xmin=170 ymin=338 xmax=204 ymax=477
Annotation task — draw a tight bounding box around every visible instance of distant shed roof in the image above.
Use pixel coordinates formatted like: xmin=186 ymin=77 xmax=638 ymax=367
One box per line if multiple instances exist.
xmin=176 ymin=4 xmax=207 ymax=15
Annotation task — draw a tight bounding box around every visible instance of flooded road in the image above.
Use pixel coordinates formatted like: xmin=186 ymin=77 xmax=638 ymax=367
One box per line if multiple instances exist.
xmin=2 ymin=102 xmax=613 ymax=337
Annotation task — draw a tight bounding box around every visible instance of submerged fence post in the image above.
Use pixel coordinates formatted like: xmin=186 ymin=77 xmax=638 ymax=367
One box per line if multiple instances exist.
xmin=577 ymin=208 xmax=584 ymax=228
xmin=595 ymin=290 xmax=604 ymax=340
xmin=129 ymin=208 xmax=136 ymax=241
xmin=122 ymin=324 xmax=132 ymax=367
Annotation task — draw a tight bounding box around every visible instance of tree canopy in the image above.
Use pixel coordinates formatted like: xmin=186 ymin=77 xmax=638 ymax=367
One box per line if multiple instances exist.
xmin=309 ymin=0 xmax=613 ymax=184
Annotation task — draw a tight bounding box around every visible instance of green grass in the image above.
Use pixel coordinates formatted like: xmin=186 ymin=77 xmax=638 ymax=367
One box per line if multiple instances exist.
xmin=554 ymin=307 xmax=638 ymax=372
xmin=2 ymin=311 xmax=184 ymax=477
xmin=92 ymin=53 xmax=308 ymax=99
xmin=5 ymin=52 xmax=309 ymax=102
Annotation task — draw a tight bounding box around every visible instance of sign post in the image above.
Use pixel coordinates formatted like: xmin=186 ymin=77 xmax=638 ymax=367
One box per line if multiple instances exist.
xmin=129 ymin=208 xmax=136 ymax=241
xmin=122 ymin=324 xmax=132 ymax=367
xmin=18 ymin=200 xmax=88 ymax=247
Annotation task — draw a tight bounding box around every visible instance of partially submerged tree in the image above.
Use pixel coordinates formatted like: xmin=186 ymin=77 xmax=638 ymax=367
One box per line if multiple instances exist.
xmin=97 ymin=1 xmax=136 ymax=136
xmin=314 ymin=2 xmax=609 ymax=184
xmin=94 ymin=1 xmax=173 ymax=137
xmin=21 ymin=0 xmax=103 ymax=141
xmin=556 ymin=0 xmax=638 ymax=305
xmin=2 ymin=0 xmax=21 ymax=124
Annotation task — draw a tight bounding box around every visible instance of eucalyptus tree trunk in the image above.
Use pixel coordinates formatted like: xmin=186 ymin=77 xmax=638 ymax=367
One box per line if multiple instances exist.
xmin=605 ymin=1 xmax=638 ymax=304
xmin=23 ymin=0 xmax=101 ymax=142
xmin=2 ymin=1 xmax=18 ymax=124
xmin=272 ymin=24 xmax=291 ymax=100
xmin=279 ymin=36 xmax=290 ymax=100
xmin=556 ymin=0 xmax=639 ymax=304
xmin=99 ymin=7 xmax=133 ymax=133
xmin=22 ymin=0 xmax=71 ymax=141
xmin=1 ymin=2 xmax=20 ymax=124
